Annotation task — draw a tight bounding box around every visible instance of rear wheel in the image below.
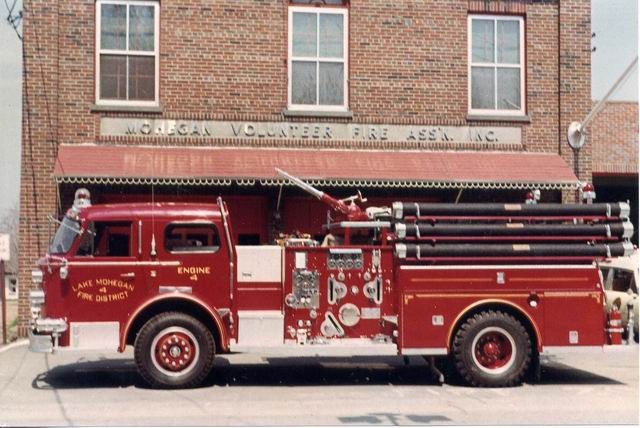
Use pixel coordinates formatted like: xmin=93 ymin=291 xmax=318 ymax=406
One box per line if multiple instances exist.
xmin=452 ymin=310 xmax=531 ymax=387
xmin=134 ymin=312 xmax=215 ymax=389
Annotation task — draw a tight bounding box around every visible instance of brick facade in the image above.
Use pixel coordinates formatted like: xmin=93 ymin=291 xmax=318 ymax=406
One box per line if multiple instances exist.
xmin=591 ymin=101 xmax=639 ymax=176
xmin=18 ymin=0 xmax=593 ymax=336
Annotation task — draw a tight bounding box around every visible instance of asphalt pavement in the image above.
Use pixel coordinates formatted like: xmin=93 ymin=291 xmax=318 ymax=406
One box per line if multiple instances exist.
xmin=0 ymin=341 xmax=637 ymax=426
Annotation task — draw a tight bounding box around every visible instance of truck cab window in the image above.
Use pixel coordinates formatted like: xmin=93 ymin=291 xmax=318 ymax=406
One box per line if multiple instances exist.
xmin=165 ymin=223 xmax=220 ymax=253
xmin=76 ymin=221 xmax=132 ymax=257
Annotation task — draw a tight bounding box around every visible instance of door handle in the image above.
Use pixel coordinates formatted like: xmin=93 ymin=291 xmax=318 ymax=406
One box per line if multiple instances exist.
xmin=120 ymin=272 xmax=136 ymax=278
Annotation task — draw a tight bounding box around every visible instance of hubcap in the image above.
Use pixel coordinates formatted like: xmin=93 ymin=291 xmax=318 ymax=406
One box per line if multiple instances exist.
xmin=471 ymin=327 xmax=516 ymax=375
xmin=150 ymin=327 xmax=199 ymax=377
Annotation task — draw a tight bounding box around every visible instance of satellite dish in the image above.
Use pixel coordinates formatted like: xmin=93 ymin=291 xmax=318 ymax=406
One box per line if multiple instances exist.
xmin=567 ymin=121 xmax=586 ymax=150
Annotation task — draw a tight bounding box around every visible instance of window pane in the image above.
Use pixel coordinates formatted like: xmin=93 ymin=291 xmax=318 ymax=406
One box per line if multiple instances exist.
xmin=76 ymin=223 xmax=96 ymax=256
xmin=319 ymin=62 xmax=344 ymax=105
xmin=497 ymin=67 xmax=521 ymax=110
xmin=472 ymin=19 xmax=494 ymax=63
xmin=165 ymin=224 xmax=220 ymax=253
xmin=93 ymin=222 xmax=131 ymax=257
xmin=129 ymin=56 xmax=155 ymax=101
xmin=497 ymin=20 xmax=520 ymax=64
xmin=471 ymin=66 xmax=495 ymax=109
xmin=100 ymin=55 xmax=127 ymax=99
xmin=319 ymin=14 xmax=343 ymax=58
xmin=101 ymin=4 xmax=126 ymax=50
xmin=292 ymin=12 xmax=317 ymax=57
xmin=129 ymin=5 xmax=155 ymax=51
xmin=292 ymin=61 xmax=317 ymax=105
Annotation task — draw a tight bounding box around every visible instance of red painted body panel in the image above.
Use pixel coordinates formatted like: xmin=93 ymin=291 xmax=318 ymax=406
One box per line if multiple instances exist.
xmin=397 ymin=265 xmax=604 ymax=350
xmin=236 ymin=282 xmax=283 ymax=310
xmin=37 ymin=199 xmax=609 ymax=357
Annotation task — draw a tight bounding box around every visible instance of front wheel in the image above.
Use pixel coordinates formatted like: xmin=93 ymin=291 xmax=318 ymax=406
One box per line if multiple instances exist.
xmin=452 ymin=310 xmax=531 ymax=387
xmin=134 ymin=312 xmax=216 ymax=389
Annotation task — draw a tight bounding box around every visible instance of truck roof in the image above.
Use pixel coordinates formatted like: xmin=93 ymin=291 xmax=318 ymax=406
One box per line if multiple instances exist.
xmin=78 ymin=202 xmax=222 ymax=221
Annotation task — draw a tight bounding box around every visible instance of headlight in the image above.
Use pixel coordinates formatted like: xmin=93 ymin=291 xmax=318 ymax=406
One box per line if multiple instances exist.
xmin=29 ymin=289 xmax=45 ymax=306
xmin=31 ymin=269 xmax=43 ymax=285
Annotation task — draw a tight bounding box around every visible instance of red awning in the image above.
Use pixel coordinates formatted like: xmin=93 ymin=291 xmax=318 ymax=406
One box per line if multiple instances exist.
xmin=54 ymin=144 xmax=579 ymax=190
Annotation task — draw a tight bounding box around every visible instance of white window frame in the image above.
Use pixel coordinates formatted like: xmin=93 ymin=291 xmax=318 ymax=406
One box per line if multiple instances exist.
xmin=288 ymin=6 xmax=349 ymax=112
xmin=468 ymin=14 xmax=525 ymax=117
xmin=95 ymin=0 xmax=160 ymax=107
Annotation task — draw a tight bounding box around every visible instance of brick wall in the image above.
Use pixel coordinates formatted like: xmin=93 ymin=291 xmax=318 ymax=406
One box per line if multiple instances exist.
xmin=559 ymin=0 xmax=592 ymax=202
xmin=19 ymin=0 xmax=60 ymax=335
xmin=18 ymin=0 xmax=593 ymax=335
xmin=590 ymin=101 xmax=639 ymax=175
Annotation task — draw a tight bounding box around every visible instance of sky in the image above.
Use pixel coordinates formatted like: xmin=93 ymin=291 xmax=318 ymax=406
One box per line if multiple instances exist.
xmin=0 ymin=0 xmax=638 ymax=217
xmin=592 ymin=0 xmax=639 ymax=101
xmin=0 ymin=0 xmax=21 ymax=218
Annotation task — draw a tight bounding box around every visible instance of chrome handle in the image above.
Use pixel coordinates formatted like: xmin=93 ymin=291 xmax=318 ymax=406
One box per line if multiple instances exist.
xmin=120 ymin=272 xmax=135 ymax=278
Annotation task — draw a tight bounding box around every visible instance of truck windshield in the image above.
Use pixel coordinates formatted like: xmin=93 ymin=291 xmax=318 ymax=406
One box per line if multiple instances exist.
xmin=49 ymin=217 xmax=81 ymax=254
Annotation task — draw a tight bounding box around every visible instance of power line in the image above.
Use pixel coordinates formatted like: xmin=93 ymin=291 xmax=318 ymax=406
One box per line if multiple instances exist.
xmin=3 ymin=0 xmax=22 ymax=41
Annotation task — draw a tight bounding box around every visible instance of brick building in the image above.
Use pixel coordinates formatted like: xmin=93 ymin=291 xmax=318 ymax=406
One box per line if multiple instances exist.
xmin=590 ymin=101 xmax=639 ymax=243
xmin=18 ymin=0 xmax=593 ymax=335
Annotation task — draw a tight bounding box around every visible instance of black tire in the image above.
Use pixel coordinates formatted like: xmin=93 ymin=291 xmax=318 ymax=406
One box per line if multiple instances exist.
xmin=134 ymin=312 xmax=216 ymax=389
xmin=452 ymin=310 xmax=531 ymax=387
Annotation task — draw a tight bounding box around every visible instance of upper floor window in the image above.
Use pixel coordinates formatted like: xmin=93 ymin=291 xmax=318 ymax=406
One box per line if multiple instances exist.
xmin=468 ymin=15 xmax=524 ymax=116
xmin=96 ymin=0 xmax=159 ymax=106
xmin=288 ymin=3 xmax=348 ymax=111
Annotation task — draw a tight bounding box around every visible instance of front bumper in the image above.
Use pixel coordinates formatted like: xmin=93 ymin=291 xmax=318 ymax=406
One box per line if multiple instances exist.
xmin=28 ymin=329 xmax=55 ymax=353
xmin=28 ymin=318 xmax=69 ymax=353
xmin=28 ymin=286 xmax=68 ymax=353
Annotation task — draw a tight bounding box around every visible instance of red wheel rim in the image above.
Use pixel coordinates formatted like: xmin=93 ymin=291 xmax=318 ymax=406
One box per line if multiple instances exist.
xmin=151 ymin=327 xmax=199 ymax=376
xmin=472 ymin=327 xmax=515 ymax=373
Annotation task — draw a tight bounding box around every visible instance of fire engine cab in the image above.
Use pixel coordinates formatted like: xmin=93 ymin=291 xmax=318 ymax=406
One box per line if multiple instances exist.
xmin=29 ymin=170 xmax=634 ymax=388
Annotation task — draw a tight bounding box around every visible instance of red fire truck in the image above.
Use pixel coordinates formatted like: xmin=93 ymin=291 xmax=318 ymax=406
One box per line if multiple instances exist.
xmin=29 ymin=169 xmax=634 ymax=388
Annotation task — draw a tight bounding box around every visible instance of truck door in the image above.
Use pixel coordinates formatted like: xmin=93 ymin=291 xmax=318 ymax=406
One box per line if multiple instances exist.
xmin=63 ymin=220 xmax=143 ymax=350
xmin=154 ymin=221 xmax=231 ymax=309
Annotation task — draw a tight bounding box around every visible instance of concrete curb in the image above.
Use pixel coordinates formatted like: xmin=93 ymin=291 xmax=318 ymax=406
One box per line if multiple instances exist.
xmin=0 ymin=339 xmax=28 ymax=353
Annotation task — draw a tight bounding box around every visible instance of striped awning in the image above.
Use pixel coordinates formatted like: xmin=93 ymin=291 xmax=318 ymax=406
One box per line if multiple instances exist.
xmin=54 ymin=144 xmax=580 ymax=190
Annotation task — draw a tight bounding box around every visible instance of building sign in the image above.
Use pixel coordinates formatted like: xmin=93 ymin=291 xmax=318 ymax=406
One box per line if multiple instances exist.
xmin=0 ymin=234 xmax=9 ymax=262
xmin=101 ymin=118 xmax=522 ymax=145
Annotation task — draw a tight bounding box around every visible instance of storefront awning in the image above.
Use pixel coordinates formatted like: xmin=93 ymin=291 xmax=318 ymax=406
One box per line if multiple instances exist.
xmin=54 ymin=144 xmax=579 ymax=190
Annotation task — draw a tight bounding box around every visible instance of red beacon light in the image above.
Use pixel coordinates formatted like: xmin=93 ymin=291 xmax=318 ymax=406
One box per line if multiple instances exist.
xmin=525 ymin=189 xmax=540 ymax=205
xmin=525 ymin=191 xmax=535 ymax=204
xmin=581 ymin=182 xmax=596 ymax=202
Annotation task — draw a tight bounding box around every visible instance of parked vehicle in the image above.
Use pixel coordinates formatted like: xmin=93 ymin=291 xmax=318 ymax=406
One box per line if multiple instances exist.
xmin=600 ymin=251 xmax=638 ymax=343
xmin=29 ymin=172 xmax=634 ymax=388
